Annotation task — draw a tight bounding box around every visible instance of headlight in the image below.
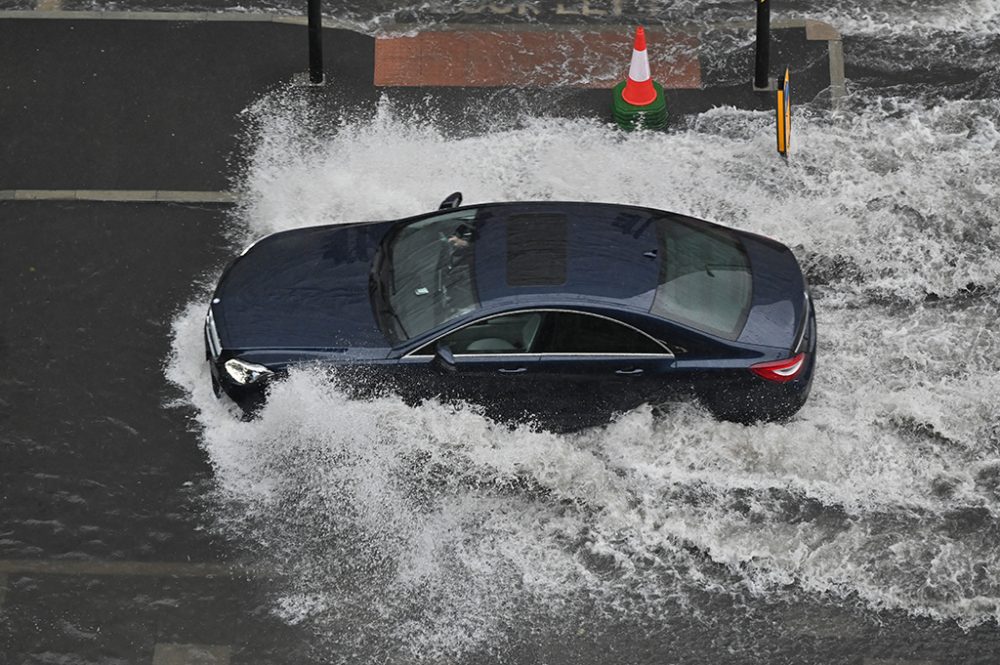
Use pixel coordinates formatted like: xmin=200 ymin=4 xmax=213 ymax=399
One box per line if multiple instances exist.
xmin=224 ymin=358 xmax=273 ymax=385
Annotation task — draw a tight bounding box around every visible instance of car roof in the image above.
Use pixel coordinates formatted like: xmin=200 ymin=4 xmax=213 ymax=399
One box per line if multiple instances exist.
xmin=462 ymin=202 xmax=670 ymax=313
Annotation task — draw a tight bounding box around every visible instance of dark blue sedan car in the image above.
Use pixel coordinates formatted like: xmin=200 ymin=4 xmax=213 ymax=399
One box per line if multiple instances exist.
xmin=205 ymin=198 xmax=816 ymax=426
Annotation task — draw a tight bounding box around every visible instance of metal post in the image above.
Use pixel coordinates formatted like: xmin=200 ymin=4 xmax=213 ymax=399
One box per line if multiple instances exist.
xmin=754 ymin=0 xmax=770 ymax=89
xmin=308 ymin=0 xmax=324 ymax=84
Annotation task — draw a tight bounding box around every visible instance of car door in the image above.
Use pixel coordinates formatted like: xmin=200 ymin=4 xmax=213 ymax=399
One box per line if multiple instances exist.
xmin=530 ymin=310 xmax=681 ymax=420
xmin=393 ymin=310 xmax=545 ymax=421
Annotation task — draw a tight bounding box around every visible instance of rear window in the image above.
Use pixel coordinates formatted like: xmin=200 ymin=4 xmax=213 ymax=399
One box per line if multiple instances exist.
xmin=651 ymin=217 xmax=752 ymax=339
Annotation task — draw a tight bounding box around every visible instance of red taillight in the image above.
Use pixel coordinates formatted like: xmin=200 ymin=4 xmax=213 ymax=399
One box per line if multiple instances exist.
xmin=750 ymin=353 xmax=806 ymax=383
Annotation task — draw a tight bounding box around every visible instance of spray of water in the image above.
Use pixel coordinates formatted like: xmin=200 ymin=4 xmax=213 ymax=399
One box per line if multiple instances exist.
xmin=166 ymin=82 xmax=1000 ymax=658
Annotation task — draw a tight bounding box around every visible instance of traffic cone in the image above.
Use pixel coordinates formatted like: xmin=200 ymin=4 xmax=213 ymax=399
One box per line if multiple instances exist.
xmin=612 ymin=26 xmax=668 ymax=130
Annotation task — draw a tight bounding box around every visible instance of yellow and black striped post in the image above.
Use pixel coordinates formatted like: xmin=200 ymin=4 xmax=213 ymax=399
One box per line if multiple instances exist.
xmin=776 ymin=67 xmax=791 ymax=156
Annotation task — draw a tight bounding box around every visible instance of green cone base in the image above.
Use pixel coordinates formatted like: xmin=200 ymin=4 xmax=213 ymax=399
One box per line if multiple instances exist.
xmin=612 ymin=81 xmax=668 ymax=130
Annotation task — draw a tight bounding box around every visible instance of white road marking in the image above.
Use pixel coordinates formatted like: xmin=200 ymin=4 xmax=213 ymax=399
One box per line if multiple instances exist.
xmin=153 ymin=644 xmax=232 ymax=665
xmin=0 ymin=190 xmax=237 ymax=204
xmin=0 ymin=559 xmax=250 ymax=578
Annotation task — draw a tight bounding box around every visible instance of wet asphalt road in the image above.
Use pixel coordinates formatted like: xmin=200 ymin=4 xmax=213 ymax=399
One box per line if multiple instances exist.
xmin=0 ymin=201 xmax=323 ymax=662
xmin=2 ymin=5 xmax=998 ymax=665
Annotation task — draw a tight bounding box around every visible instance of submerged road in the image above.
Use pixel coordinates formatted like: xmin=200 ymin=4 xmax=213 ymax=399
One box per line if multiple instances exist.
xmin=2 ymin=3 xmax=1000 ymax=664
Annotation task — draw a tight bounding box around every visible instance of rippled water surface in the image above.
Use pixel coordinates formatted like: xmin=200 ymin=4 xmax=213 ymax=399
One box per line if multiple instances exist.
xmin=166 ymin=1 xmax=1000 ymax=660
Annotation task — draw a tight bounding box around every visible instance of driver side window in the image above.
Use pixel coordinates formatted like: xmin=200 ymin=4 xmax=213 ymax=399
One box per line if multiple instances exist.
xmin=414 ymin=312 xmax=543 ymax=355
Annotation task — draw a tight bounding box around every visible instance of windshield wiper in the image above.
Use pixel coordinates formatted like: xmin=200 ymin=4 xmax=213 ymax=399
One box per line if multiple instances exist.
xmin=370 ymin=250 xmax=408 ymax=343
xmin=384 ymin=305 xmax=408 ymax=340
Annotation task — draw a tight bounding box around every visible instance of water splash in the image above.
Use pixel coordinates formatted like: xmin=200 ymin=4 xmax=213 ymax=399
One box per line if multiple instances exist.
xmin=167 ymin=84 xmax=1000 ymax=658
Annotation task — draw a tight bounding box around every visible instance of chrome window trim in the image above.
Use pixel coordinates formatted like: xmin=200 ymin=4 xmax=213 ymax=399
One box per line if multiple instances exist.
xmin=453 ymin=353 xmax=675 ymax=359
xmin=239 ymin=231 xmax=279 ymax=257
xmin=449 ymin=353 xmax=536 ymax=359
xmin=527 ymin=352 xmax=675 ymax=358
xmin=205 ymin=308 xmax=223 ymax=360
xmin=792 ymin=290 xmax=811 ymax=354
xmin=403 ymin=308 xmax=675 ymax=359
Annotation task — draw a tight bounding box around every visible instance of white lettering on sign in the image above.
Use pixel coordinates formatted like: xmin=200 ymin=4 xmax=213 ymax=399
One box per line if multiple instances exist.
xmin=462 ymin=2 xmax=541 ymax=15
xmin=556 ymin=0 xmax=623 ymax=16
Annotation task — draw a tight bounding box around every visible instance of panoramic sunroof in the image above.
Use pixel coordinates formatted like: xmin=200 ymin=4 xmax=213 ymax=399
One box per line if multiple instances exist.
xmin=505 ymin=213 xmax=568 ymax=286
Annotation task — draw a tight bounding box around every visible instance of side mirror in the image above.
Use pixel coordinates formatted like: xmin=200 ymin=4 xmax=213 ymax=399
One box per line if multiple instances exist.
xmin=432 ymin=344 xmax=457 ymax=373
xmin=438 ymin=192 xmax=463 ymax=210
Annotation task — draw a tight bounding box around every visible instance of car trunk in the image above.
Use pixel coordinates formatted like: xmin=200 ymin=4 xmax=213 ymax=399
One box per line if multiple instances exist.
xmin=737 ymin=232 xmax=808 ymax=352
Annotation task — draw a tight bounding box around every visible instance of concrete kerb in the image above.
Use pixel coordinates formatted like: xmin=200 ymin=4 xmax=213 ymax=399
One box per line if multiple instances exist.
xmin=804 ymin=19 xmax=846 ymax=103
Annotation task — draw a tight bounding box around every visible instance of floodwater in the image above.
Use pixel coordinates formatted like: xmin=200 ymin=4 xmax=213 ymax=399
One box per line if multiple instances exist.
xmin=166 ymin=1 xmax=1000 ymax=662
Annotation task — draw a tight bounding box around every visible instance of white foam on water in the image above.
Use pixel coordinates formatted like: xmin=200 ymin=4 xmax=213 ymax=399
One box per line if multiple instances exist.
xmin=169 ymin=87 xmax=1000 ymax=657
xmin=792 ymin=0 xmax=1000 ymax=37
xmin=641 ymin=0 xmax=1000 ymax=37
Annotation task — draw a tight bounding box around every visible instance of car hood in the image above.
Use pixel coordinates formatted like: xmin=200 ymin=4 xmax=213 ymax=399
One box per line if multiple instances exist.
xmin=737 ymin=232 xmax=808 ymax=351
xmin=211 ymin=222 xmax=394 ymax=350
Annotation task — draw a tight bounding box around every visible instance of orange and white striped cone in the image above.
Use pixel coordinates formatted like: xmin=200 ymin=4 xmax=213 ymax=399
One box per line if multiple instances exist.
xmin=622 ymin=27 xmax=657 ymax=106
xmin=612 ymin=26 xmax=668 ymax=130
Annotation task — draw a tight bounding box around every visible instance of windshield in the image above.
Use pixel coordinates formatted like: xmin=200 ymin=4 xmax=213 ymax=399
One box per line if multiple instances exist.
xmin=652 ymin=217 xmax=752 ymax=339
xmin=375 ymin=208 xmax=481 ymax=343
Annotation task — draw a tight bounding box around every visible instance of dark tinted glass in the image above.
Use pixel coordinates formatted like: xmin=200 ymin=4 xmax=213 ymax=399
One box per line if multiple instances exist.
xmin=506 ymin=214 xmax=568 ymax=286
xmin=542 ymin=312 xmax=665 ymax=354
xmin=383 ymin=209 xmax=480 ymax=341
xmin=413 ymin=311 xmax=544 ymax=355
xmin=652 ymin=217 xmax=751 ymax=339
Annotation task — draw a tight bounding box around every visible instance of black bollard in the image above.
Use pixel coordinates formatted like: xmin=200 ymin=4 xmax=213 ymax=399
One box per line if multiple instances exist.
xmin=754 ymin=0 xmax=770 ymax=89
xmin=308 ymin=0 xmax=324 ymax=84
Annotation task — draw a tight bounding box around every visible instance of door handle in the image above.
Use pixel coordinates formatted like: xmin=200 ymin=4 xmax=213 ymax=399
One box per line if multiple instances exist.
xmin=498 ymin=367 xmax=527 ymax=374
xmin=616 ymin=368 xmax=644 ymax=375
